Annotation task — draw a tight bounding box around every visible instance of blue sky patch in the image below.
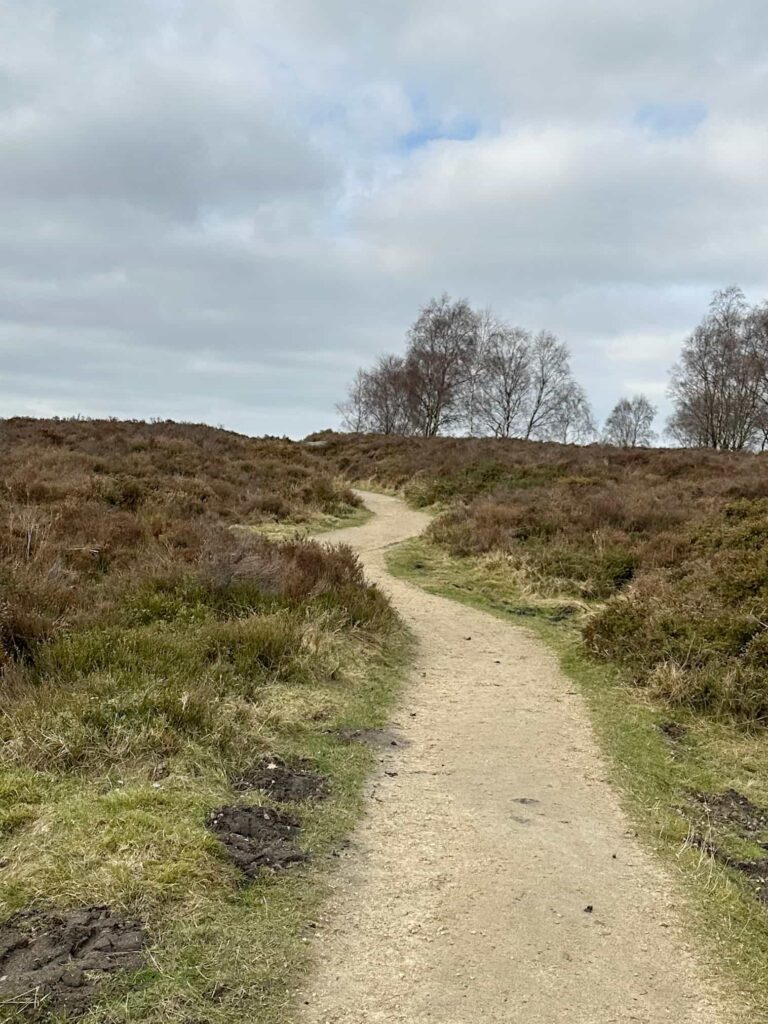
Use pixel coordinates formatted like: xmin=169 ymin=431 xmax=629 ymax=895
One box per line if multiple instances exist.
xmin=634 ymin=101 xmax=707 ymax=138
xmin=400 ymin=117 xmax=480 ymax=152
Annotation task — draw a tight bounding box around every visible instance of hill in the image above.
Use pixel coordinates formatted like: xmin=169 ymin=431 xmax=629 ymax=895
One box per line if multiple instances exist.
xmin=320 ymin=431 xmax=768 ymax=719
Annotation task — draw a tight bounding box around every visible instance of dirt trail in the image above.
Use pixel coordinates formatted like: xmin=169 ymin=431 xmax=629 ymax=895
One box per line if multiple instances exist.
xmin=302 ymin=491 xmax=738 ymax=1024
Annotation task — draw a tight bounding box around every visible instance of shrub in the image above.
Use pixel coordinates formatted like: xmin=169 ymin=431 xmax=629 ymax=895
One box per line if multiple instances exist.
xmin=0 ymin=417 xmax=395 ymax=763
xmin=585 ymin=501 xmax=768 ymax=721
xmin=0 ymin=419 xmax=401 ymax=1023
xmin=0 ymin=418 xmax=361 ymax=658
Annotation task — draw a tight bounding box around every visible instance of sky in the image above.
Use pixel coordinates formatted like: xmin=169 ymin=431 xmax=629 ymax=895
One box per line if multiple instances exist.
xmin=2 ymin=1 xmax=768 ymax=438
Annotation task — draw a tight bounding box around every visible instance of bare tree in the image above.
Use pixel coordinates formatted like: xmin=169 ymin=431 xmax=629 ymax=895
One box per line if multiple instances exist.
xmin=365 ymin=355 xmax=412 ymax=435
xmin=338 ymin=296 xmax=595 ymax=445
xmin=336 ymin=369 xmax=369 ymax=432
xmin=404 ymin=295 xmax=478 ymax=436
xmin=522 ymin=332 xmax=576 ymax=440
xmin=472 ymin=318 xmax=532 ymax=438
xmin=603 ymin=395 xmax=657 ymax=447
xmin=548 ymin=381 xmax=597 ymax=444
xmin=337 ymin=357 xmax=413 ymax=435
xmin=458 ymin=309 xmax=494 ymax=436
xmin=746 ymin=301 xmax=768 ymax=449
xmin=668 ymin=287 xmax=761 ymax=450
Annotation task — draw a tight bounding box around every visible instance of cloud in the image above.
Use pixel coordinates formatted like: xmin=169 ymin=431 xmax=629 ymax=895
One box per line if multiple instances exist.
xmin=1 ymin=1 xmax=768 ymax=435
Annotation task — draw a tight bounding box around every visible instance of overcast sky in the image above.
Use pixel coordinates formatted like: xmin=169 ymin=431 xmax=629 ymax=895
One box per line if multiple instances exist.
xmin=2 ymin=1 xmax=767 ymax=437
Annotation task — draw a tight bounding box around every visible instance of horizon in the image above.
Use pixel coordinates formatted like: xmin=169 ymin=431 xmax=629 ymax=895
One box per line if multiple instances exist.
xmin=4 ymin=414 xmax=768 ymax=456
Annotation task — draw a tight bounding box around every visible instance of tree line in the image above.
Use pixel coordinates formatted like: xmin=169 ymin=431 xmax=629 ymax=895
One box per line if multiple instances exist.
xmin=339 ymin=287 xmax=768 ymax=450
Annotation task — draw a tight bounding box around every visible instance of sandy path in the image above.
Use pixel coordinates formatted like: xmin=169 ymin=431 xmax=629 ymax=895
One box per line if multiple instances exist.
xmin=301 ymin=491 xmax=737 ymax=1024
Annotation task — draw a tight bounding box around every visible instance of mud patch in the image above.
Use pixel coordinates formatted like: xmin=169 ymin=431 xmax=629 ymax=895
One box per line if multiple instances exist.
xmin=207 ymin=805 xmax=307 ymax=877
xmin=0 ymin=906 xmax=145 ymax=1020
xmin=689 ymin=833 xmax=768 ymax=903
xmin=548 ymin=605 xmax=579 ymax=623
xmin=659 ymin=721 xmax=687 ymax=743
xmin=691 ymin=788 xmax=768 ymax=834
xmin=728 ymin=857 xmax=768 ymax=902
xmin=231 ymin=757 xmax=327 ymax=802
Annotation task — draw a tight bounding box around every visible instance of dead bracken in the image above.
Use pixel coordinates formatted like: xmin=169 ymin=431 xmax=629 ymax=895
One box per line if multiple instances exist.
xmin=207 ymin=805 xmax=307 ymax=877
xmin=0 ymin=905 xmax=145 ymax=1020
xmin=231 ymin=756 xmax=328 ymax=802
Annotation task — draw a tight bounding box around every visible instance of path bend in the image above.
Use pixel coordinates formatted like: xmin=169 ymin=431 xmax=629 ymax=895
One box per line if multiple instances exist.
xmin=299 ymin=490 xmax=737 ymax=1024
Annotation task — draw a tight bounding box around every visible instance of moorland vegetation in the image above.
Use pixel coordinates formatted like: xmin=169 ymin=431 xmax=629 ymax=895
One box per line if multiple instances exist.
xmin=320 ymin=430 xmax=768 ymax=721
xmin=0 ymin=417 xmax=402 ymax=1024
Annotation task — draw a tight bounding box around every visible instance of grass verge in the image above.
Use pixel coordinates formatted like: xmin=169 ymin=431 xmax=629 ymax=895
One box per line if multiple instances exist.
xmin=387 ymin=536 xmax=768 ymax=1020
xmin=1 ymin=606 xmax=411 ymax=1024
xmin=246 ymin=503 xmax=373 ymax=541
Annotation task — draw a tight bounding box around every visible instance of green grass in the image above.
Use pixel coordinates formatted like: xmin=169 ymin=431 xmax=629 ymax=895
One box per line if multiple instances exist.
xmin=246 ymin=503 xmax=373 ymax=541
xmin=0 ymin=579 xmax=411 ymax=1024
xmin=387 ymin=536 xmax=768 ymax=1020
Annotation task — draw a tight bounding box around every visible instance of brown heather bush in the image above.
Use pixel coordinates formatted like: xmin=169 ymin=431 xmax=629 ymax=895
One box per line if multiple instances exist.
xmin=318 ymin=432 xmax=768 ymax=721
xmin=318 ymin=432 xmax=768 ymax=598
xmin=0 ymin=417 xmax=397 ymax=774
xmin=0 ymin=418 xmax=364 ymax=661
xmin=584 ymin=499 xmax=768 ymax=721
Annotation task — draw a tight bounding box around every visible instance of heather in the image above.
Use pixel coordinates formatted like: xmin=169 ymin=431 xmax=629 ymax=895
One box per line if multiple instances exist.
xmin=0 ymin=418 xmax=402 ymax=1024
xmin=320 ymin=431 xmax=768 ymax=721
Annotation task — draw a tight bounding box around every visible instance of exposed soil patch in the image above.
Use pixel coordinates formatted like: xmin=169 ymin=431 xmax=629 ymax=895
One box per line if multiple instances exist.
xmin=659 ymin=721 xmax=688 ymax=743
xmin=689 ymin=832 xmax=768 ymax=903
xmin=727 ymin=857 xmax=768 ymax=903
xmin=231 ymin=757 xmax=327 ymax=802
xmin=207 ymin=805 xmax=307 ymax=877
xmin=691 ymin=788 xmax=768 ymax=834
xmin=0 ymin=905 xmax=145 ymax=1020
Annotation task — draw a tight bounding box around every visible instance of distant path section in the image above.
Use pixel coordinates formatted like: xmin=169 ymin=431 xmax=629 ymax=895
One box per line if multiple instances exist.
xmin=300 ymin=490 xmax=737 ymax=1024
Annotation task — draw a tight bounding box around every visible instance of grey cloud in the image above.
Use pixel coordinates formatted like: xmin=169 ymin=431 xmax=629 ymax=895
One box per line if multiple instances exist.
xmin=2 ymin=1 xmax=768 ymax=433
